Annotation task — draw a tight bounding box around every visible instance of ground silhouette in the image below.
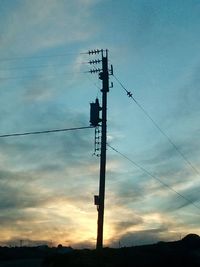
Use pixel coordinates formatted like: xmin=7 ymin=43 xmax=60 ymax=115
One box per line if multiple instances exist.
xmin=1 ymin=234 xmax=200 ymax=267
xmin=42 ymin=234 xmax=200 ymax=267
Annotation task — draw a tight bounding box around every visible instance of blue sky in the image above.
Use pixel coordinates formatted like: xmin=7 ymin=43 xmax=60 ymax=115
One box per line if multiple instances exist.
xmin=0 ymin=0 xmax=200 ymax=248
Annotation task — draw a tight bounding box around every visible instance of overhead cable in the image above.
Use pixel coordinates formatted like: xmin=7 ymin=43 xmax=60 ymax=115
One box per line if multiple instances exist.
xmin=0 ymin=52 xmax=80 ymax=62
xmin=0 ymin=71 xmax=84 ymax=81
xmin=107 ymin=143 xmax=200 ymax=211
xmin=0 ymin=126 xmax=93 ymax=138
xmin=0 ymin=62 xmax=83 ymax=71
xmin=113 ymin=74 xmax=200 ymax=176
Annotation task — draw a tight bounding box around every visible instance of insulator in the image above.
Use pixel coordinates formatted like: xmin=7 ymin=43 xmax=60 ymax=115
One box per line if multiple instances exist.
xmin=127 ymin=91 xmax=133 ymax=98
xmin=89 ymin=68 xmax=101 ymax=74
xmin=91 ymin=60 xmax=100 ymax=64
xmin=88 ymin=49 xmax=103 ymax=55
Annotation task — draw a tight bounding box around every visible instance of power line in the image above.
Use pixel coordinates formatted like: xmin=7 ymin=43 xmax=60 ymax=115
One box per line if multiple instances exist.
xmin=85 ymin=73 xmax=101 ymax=93
xmin=80 ymin=49 xmax=107 ymax=55
xmin=0 ymin=49 xmax=102 ymax=62
xmin=107 ymin=143 xmax=200 ymax=211
xmin=113 ymin=74 xmax=200 ymax=176
xmin=0 ymin=52 xmax=80 ymax=62
xmin=0 ymin=71 xmax=84 ymax=81
xmin=0 ymin=126 xmax=93 ymax=138
xmin=0 ymin=62 xmax=83 ymax=72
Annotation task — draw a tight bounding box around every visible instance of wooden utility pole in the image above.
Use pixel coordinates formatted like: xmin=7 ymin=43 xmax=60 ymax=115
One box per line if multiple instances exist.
xmin=89 ymin=49 xmax=113 ymax=249
xmin=96 ymin=49 xmax=109 ymax=249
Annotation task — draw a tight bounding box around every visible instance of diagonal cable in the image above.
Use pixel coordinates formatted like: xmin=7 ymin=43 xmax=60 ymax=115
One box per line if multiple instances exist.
xmin=107 ymin=143 xmax=200 ymax=211
xmin=113 ymin=74 xmax=200 ymax=176
xmin=0 ymin=126 xmax=93 ymax=138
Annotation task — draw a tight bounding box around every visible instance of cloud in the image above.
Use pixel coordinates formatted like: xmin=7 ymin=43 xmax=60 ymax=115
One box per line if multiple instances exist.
xmin=0 ymin=0 xmax=99 ymax=56
xmin=156 ymin=181 xmax=200 ymax=213
xmin=116 ymin=227 xmax=173 ymax=247
xmin=177 ymin=63 xmax=200 ymax=117
xmin=0 ymin=173 xmax=97 ymax=247
xmin=111 ymin=175 xmax=149 ymax=206
xmin=104 ymin=140 xmax=200 ymax=245
xmin=139 ymin=129 xmax=200 ymax=217
xmin=0 ymin=117 xmax=99 ymax=247
xmin=0 ymin=168 xmax=55 ymax=212
xmin=114 ymin=219 xmax=143 ymax=234
xmin=1 ymin=0 xmax=200 ymax=249
xmin=110 ymin=212 xmax=188 ymax=247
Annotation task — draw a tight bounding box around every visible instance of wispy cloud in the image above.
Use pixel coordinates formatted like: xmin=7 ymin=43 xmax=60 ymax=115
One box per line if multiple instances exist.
xmin=0 ymin=0 xmax=99 ymax=56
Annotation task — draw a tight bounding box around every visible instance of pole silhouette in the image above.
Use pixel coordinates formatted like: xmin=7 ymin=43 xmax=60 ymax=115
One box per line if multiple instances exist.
xmin=88 ymin=49 xmax=112 ymax=249
xmin=96 ymin=49 xmax=110 ymax=249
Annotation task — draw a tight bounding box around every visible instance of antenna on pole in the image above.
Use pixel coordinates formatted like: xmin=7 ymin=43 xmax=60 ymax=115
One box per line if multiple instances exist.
xmin=88 ymin=49 xmax=113 ymax=249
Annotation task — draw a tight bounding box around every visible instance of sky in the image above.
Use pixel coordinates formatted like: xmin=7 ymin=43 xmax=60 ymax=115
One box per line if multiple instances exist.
xmin=0 ymin=0 xmax=200 ymax=248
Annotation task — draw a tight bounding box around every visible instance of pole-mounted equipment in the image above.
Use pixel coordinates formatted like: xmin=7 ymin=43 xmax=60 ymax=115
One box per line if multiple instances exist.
xmin=88 ymin=49 xmax=113 ymax=249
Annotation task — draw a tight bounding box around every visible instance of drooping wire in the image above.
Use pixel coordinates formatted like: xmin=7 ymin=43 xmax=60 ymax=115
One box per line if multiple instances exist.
xmin=0 ymin=126 xmax=93 ymax=138
xmin=0 ymin=49 xmax=105 ymax=62
xmin=0 ymin=62 xmax=83 ymax=71
xmin=84 ymin=72 xmax=101 ymax=99
xmin=113 ymin=74 xmax=200 ymax=176
xmin=0 ymin=51 xmax=80 ymax=62
xmin=107 ymin=143 xmax=200 ymax=211
xmin=0 ymin=71 xmax=84 ymax=81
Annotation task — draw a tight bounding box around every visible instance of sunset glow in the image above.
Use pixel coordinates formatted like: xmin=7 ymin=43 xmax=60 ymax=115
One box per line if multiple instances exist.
xmin=0 ymin=0 xmax=200 ymax=248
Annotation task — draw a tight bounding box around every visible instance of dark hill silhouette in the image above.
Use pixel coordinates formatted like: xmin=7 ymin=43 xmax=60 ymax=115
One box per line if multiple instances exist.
xmin=182 ymin=234 xmax=200 ymax=243
xmin=42 ymin=234 xmax=200 ymax=267
xmin=1 ymin=234 xmax=200 ymax=267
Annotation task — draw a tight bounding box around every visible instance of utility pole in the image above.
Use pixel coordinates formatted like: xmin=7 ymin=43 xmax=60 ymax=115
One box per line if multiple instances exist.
xmin=96 ymin=49 xmax=109 ymax=249
xmin=88 ymin=49 xmax=113 ymax=249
